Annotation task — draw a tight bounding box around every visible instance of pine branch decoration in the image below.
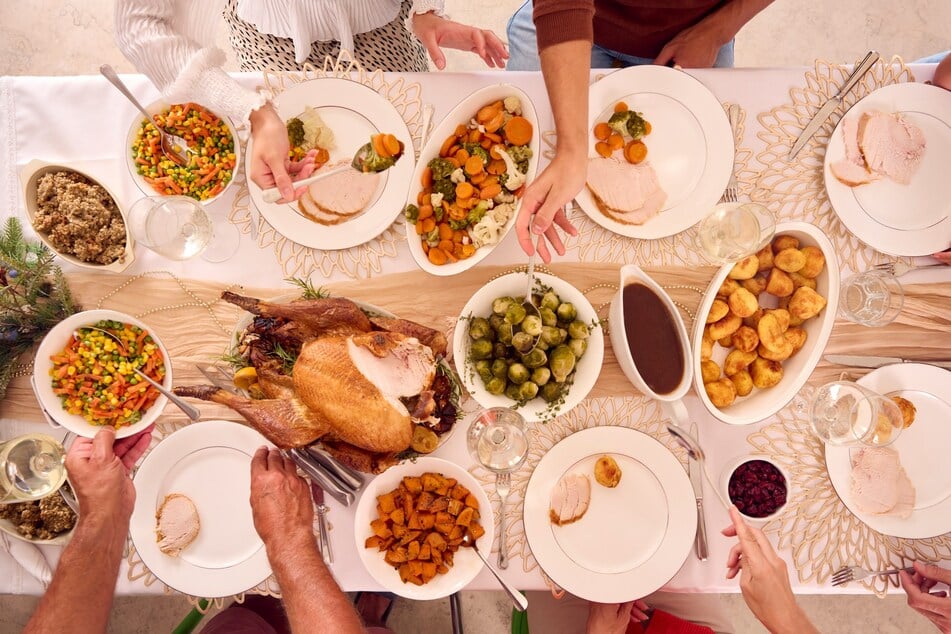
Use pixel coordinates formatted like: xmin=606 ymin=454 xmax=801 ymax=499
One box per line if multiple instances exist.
xmin=0 ymin=218 xmax=79 ymax=400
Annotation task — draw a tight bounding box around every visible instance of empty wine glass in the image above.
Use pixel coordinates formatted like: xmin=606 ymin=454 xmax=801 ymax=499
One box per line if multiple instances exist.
xmin=127 ymin=196 xmax=239 ymax=263
xmin=0 ymin=433 xmax=67 ymax=504
xmin=467 ymin=408 xmax=529 ymax=473
xmin=698 ymin=202 xmax=775 ymax=262
xmin=839 ymin=270 xmax=904 ymax=327
xmin=809 ymin=381 xmax=904 ymax=447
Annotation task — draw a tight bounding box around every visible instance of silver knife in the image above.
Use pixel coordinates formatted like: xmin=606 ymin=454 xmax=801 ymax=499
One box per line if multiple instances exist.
xmin=305 ymin=444 xmax=365 ymax=492
xmin=195 ymin=363 xmax=240 ymax=393
xmin=825 ymin=354 xmax=951 ymax=370
xmin=788 ymin=50 xmax=880 ymax=160
xmin=310 ymin=482 xmax=333 ymax=565
xmin=288 ymin=449 xmax=356 ymax=507
xmin=688 ymin=422 xmax=708 ymax=561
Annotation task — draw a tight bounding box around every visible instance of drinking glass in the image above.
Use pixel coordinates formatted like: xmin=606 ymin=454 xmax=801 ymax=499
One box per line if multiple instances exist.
xmin=0 ymin=434 xmax=67 ymax=504
xmin=467 ymin=408 xmax=529 ymax=473
xmin=697 ymin=202 xmax=776 ymax=262
xmin=127 ymin=196 xmax=239 ymax=263
xmin=809 ymin=381 xmax=904 ymax=447
xmin=839 ymin=270 xmax=904 ymax=327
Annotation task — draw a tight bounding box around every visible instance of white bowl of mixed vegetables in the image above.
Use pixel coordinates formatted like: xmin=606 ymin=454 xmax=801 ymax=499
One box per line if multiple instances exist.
xmin=32 ymin=310 xmax=171 ymax=439
xmin=404 ymin=84 xmax=539 ymax=276
xmin=125 ymin=100 xmax=240 ymax=204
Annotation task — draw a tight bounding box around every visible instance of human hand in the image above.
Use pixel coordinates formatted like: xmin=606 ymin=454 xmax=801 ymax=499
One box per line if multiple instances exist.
xmin=933 ymin=247 xmax=951 ymax=265
xmin=722 ymin=506 xmax=817 ymax=634
xmin=516 ymin=153 xmax=583 ymax=262
xmin=653 ymin=20 xmax=725 ymax=68
xmin=250 ymin=447 xmax=314 ymax=557
xmin=66 ymin=426 xmax=153 ymax=526
xmin=249 ymin=104 xmax=317 ymax=202
xmin=412 ymin=12 xmax=508 ymax=70
xmin=586 ymin=600 xmax=650 ymax=634
xmin=900 ymin=562 xmax=951 ymax=632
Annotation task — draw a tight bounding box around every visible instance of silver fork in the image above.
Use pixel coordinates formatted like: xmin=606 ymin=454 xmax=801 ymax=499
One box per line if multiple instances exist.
xmin=872 ymin=261 xmax=945 ymax=277
xmin=495 ymin=471 xmax=512 ymax=569
xmin=831 ymin=565 xmax=914 ymax=586
xmin=719 ymin=103 xmax=741 ymax=203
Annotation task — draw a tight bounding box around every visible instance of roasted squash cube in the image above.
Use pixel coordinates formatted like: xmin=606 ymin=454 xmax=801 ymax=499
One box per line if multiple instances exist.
xmin=464 ymin=493 xmax=480 ymax=510
xmin=447 ymin=498 xmax=464 ymax=516
xmin=418 ymin=544 xmax=432 ymax=561
xmin=403 ymin=476 xmax=423 ymax=494
xmin=370 ymin=519 xmax=392 ymax=539
xmin=407 ymin=541 xmax=420 ymax=560
xmin=377 ymin=492 xmax=397 ymax=514
xmin=365 ymin=535 xmax=384 ymax=550
xmin=421 ymin=561 xmax=437 ymax=582
xmin=390 ymin=509 xmax=405 ymax=526
xmin=417 ymin=491 xmax=436 ymax=511
xmin=450 ymin=484 xmax=470 ymax=500
xmin=467 ymin=522 xmax=486 ymax=541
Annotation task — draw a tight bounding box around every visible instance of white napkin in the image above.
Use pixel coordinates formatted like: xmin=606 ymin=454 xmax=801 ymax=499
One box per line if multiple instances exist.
xmin=0 ymin=532 xmax=53 ymax=589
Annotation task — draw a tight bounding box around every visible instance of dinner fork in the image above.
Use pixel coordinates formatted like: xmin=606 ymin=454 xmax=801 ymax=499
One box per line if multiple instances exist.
xmin=495 ymin=471 xmax=512 ymax=569
xmin=719 ymin=104 xmax=741 ymax=204
xmin=831 ymin=565 xmax=915 ymax=586
xmin=872 ymin=262 xmax=945 ymax=278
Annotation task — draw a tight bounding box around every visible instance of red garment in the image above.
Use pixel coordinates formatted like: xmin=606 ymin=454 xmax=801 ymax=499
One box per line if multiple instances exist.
xmin=626 ymin=609 xmax=716 ymax=634
xmin=533 ymin=0 xmax=724 ymax=59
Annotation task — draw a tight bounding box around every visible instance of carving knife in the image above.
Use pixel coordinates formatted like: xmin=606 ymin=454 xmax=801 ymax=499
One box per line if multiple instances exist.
xmin=787 ymin=50 xmax=880 ymax=160
xmin=688 ymin=422 xmax=708 ymax=561
xmin=288 ymin=449 xmax=355 ymax=507
xmin=824 ymin=354 xmax=951 ymax=370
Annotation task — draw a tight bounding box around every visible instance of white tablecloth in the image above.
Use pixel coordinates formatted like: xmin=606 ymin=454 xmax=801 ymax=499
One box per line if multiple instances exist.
xmin=0 ymin=65 xmax=944 ymax=597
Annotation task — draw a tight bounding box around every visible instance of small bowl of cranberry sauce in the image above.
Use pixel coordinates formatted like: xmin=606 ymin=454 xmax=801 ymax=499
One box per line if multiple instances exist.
xmin=722 ymin=457 xmax=789 ymax=521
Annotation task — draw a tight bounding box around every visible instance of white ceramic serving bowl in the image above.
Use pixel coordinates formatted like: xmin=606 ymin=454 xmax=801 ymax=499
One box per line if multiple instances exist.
xmin=19 ymin=160 xmax=135 ymax=273
xmin=608 ymin=265 xmax=694 ymax=425
xmin=691 ymin=221 xmax=840 ymax=425
xmin=405 ymin=84 xmax=540 ymax=276
xmin=32 ymin=309 xmax=172 ymax=439
xmin=0 ymin=479 xmax=77 ymax=546
xmin=453 ymin=272 xmax=604 ymax=423
xmin=124 ymin=99 xmax=240 ymax=205
xmin=719 ymin=455 xmax=790 ymax=523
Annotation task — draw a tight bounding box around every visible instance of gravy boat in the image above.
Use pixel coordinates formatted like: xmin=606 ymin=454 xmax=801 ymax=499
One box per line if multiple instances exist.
xmin=609 ymin=264 xmax=694 ymax=427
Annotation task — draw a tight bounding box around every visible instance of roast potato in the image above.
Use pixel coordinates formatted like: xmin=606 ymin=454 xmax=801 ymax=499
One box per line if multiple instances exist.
xmin=785 ymin=326 xmax=807 ymax=353
xmin=765 ymin=268 xmax=794 ymax=297
xmin=731 ymin=325 xmax=760 ymax=353
xmin=757 ymin=312 xmax=787 ymax=353
xmin=757 ymin=339 xmax=794 ymax=362
xmin=718 ymin=279 xmax=741 ymax=297
xmin=708 ymin=312 xmax=742 ymax=341
xmin=706 ymin=299 xmax=730 ymax=324
xmin=743 ymin=308 xmax=764 ymax=329
xmin=750 ymin=356 xmax=783 ymax=388
xmin=789 ymin=271 xmax=817 ymax=290
xmin=756 ymin=245 xmax=774 ymax=271
xmin=766 ymin=309 xmax=791 ymax=332
xmin=799 ymin=246 xmax=825 ymax=278
xmin=742 ymin=275 xmax=768 ymax=296
xmin=701 ymin=359 xmax=721 ymax=383
xmin=788 ymin=287 xmax=827 ymax=321
xmin=729 ymin=369 xmax=754 ymax=397
xmin=772 ymin=235 xmax=799 ymax=253
xmin=700 ymin=331 xmax=715 ymax=360
xmin=724 ymin=349 xmax=758 ymax=376
xmin=728 ymin=255 xmax=759 ymax=280
xmin=774 ymin=248 xmax=807 ymax=273
xmin=594 ymin=455 xmax=622 ymax=488
xmin=705 ymin=377 xmax=737 ymax=408
xmin=728 ymin=288 xmax=759 ymax=318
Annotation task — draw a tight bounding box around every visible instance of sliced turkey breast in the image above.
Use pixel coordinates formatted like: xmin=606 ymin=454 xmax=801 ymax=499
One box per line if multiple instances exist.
xmin=586 ymin=158 xmax=667 ymax=225
xmin=298 ymin=191 xmax=349 ymax=226
xmin=857 ymin=111 xmax=926 ymax=185
xmin=308 ymin=163 xmax=381 ymax=217
xmin=549 ymin=472 xmax=592 ymax=526
xmin=830 ymin=116 xmax=878 ymax=186
xmin=156 ymin=493 xmax=200 ymax=557
xmin=850 ymin=447 xmax=916 ymax=519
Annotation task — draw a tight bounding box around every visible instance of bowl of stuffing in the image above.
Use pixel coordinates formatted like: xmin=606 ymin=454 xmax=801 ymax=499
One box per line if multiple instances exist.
xmin=0 ymin=480 xmax=77 ymax=545
xmin=20 ymin=161 xmax=135 ymax=272
xmin=125 ymin=100 xmax=240 ymax=204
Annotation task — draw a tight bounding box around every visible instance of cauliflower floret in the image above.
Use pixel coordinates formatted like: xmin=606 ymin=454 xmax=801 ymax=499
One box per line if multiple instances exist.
xmin=494 ymin=191 xmax=516 ymax=204
xmin=469 ymin=118 xmax=486 ymax=134
xmin=449 ymin=168 xmax=466 ymax=184
xmin=495 ymin=146 xmax=526 ymax=191
xmin=503 ymin=96 xmax=522 ymax=115
xmin=430 ymin=192 xmax=444 ymax=209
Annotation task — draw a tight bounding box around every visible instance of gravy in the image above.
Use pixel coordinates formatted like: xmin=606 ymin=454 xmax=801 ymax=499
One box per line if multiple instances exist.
xmin=621 ymin=283 xmax=685 ymax=395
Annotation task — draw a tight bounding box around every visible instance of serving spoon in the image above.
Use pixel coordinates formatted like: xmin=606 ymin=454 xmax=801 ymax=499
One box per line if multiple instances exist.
xmin=461 ymin=532 xmax=528 ymax=612
xmin=666 ymin=422 xmax=730 ymax=509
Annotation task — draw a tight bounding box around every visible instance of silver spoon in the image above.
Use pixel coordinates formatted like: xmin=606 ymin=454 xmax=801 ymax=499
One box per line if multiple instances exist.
xmin=666 ymin=422 xmax=730 ymax=509
xmin=77 ymin=327 xmax=201 ymax=422
xmin=521 ymin=220 xmax=543 ymax=351
xmin=461 ymin=532 xmax=528 ymax=612
xmin=100 ymin=64 xmax=194 ymax=167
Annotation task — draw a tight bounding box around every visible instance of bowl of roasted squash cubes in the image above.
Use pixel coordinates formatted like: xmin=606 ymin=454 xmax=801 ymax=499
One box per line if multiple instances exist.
xmin=355 ymin=457 xmax=494 ymax=599
xmin=404 ymin=84 xmax=539 ymax=276
xmin=691 ymin=222 xmax=839 ymax=425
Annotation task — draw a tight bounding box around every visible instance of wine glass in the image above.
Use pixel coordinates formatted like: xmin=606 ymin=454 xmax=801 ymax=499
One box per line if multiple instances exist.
xmin=0 ymin=434 xmax=67 ymax=504
xmin=127 ymin=196 xmax=239 ymax=263
xmin=809 ymin=381 xmax=904 ymax=447
xmin=467 ymin=407 xmax=529 ymax=473
xmin=839 ymin=270 xmax=904 ymax=327
xmin=697 ymin=202 xmax=775 ymax=262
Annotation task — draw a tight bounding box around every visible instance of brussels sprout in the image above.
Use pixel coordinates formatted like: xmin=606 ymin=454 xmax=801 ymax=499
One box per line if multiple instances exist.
xmin=550 ymin=344 xmax=577 ymax=383
xmin=468 ymin=317 xmax=494 ymax=341
xmin=518 ymin=381 xmax=539 ymax=401
xmin=556 ymin=302 xmax=577 ymax=323
xmin=540 ymin=291 xmax=560 ymax=311
xmin=507 ymin=362 xmax=530 ymax=385
xmin=568 ymin=337 xmax=588 ymax=359
xmin=485 ymin=376 xmax=507 ymax=395
xmin=493 ymin=296 xmax=517 ymax=316
xmin=505 ymin=303 xmax=527 ymax=326
xmin=540 ymin=381 xmax=565 ymax=403
xmin=539 ymin=307 xmax=557 ymax=327
xmin=567 ymin=320 xmax=590 ymax=340
xmin=470 ymin=338 xmax=494 ymax=360
xmin=521 ymin=314 xmax=543 ymax=337
xmin=510 ymin=331 xmax=533 ymax=354
xmin=531 ymin=366 xmax=551 ymax=386
xmin=493 ymin=342 xmax=509 ymax=360
xmin=475 ymin=359 xmax=492 ymax=382
xmin=505 ymin=383 xmax=523 ymax=401
xmin=521 ymin=348 xmax=548 ymax=369
xmin=541 ymin=326 xmax=566 ymax=347
xmin=497 ymin=322 xmax=514 ymax=345
xmin=488 ymin=313 xmax=506 ymax=333
xmin=491 ymin=358 xmax=509 ymax=379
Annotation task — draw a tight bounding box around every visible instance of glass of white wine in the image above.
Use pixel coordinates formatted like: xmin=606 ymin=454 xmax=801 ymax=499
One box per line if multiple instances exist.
xmin=698 ymin=202 xmax=776 ymax=262
xmin=809 ymin=381 xmax=904 ymax=447
xmin=127 ymin=196 xmax=239 ymax=263
xmin=0 ymin=434 xmax=67 ymax=504
xmin=467 ymin=408 xmax=529 ymax=473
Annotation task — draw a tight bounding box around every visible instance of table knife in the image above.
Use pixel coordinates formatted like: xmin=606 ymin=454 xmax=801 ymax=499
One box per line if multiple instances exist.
xmin=288 ymin=449 xmax=356 ymax=507
xmin=688 ymin=422 xmax=708 ymax=561
xmin=824 ymin=354 xmax=951 ymax=370
xmin=305 ymin=444 xmax=365 ymax=492
xmin=310 ymin=482 xmax=333 ymax=565
xmin=195 ymin=363 xmax=239 ymax=393
xmin=788 ymin=50 xmax=880 ymax=160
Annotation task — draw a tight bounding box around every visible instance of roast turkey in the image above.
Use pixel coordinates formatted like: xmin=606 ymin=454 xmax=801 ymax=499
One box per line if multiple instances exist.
xmin=830 ymin=110 xmax=926 ymax=187
xmin=850 ymin=446 xmax=916 ymax=519
xmin=586 ymin=157 xmax=667 ymax=225
xmin=549 ymin=473 xmax=591 ymax=526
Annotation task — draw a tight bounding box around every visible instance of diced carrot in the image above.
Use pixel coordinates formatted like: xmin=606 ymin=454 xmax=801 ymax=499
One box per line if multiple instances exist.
xmin=607 ymin=133 xmax=624 ymax=150
xmin=595 ymin=141 xmax=613 ymax=158
xmin=614 ymin=101 xmax=628 ymax=113
xmin=427 ymin=247 xmax=448 ymax=265
xmin=464 ymin=156 xmax=484 ymax=176
xmin=593 ymin=122 xmax=612 ymax=141
xmin=503 ymin=116 xmax=533 ymax=146
xmin=455 ymin=181 xmax=474 ymax=199
xmin=479 ymin=183 xmax=502 ymax=200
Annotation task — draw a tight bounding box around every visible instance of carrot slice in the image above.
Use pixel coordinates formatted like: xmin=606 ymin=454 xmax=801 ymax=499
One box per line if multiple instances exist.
xmin=593 ymin=122 xmax=612 ymax=141
xmin=644 ymin=120 xmax=652 ymax=135
xmin=503 ymin=116 xmax=533 ymax=146
xmin=455 ymin=181 xmax=474 ymax=199
xmin=614 ymin=101 xmax=629 ymax=113
xmin=476 ymin=103 xmax=501 ymax=124
xmin=428 ymin=247 xmax=448 ymax=265
xmin=438 ymin=239 xmax=455 ymax=253
xmin=464 ymin=156 xmax=484 ymax=176
xmin=485 ymin=111 xmax=505 ymax=134
xmin=454 ymin=123 xmax=468 ymax=138
xmin=479 ymin=183 xmax=502 ymax=200
xmin=607 ymin=133 xmax=624 ymax=150
xmin=420 ymin=217 xmax=436 ymax=233
xmin=454 ymin=148 xmax=470 ymax=165
xmin=421 ymin=166 xmax=433 ymax=189
xmin=439 ymin=134 xmax=457 ymax=157
xmin=469 ymin=171 xmax=487 ymax=185
xmin=438 ymin=223 xmax=454 ymax=240
xmin=624 ymin=140 xmax=648 ymax=164
xmin=418 ymin=205 xmax=434 ymax=220
xmin=595 ymin=141 xmax=613 ymax=158
xmin=383 ymin=134 xmax=401 ymax=157
xmin=372 ymin=134 xmax=391 ymax=158
xmin=487 ymin=159 xmax=506 ymax=175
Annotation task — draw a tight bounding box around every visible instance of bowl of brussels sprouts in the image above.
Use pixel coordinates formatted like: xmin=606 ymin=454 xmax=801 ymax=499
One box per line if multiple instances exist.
xmin=453 ymin=272 xmax=604 ymax=422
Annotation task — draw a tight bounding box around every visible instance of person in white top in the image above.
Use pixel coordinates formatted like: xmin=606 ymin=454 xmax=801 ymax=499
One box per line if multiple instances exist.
xmin=115 ymin=0 xmax=507 ymax=202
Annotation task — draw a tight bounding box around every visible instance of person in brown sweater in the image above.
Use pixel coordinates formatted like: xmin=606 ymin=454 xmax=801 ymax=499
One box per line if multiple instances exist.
xmin=511 ymin=0 xmax=773 ymax=262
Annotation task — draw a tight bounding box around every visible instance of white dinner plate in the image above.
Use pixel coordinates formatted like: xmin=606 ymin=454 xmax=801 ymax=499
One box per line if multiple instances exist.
xmin=130 ymin=420 xmax=273 ymax=597
xmin=823 ymin=82 xmax=951 ymax=256
xmin=524 ymin=426 xmax=695 ymax=603
xmin=246 ymin=78 xmax=415 ymax=250
xmin=826 ymin=363 xmax=951 ymax=538
xmin=575 ymin=66 xmax=733 ymax=240
xmin=353 ymin=457 xmax=494 ymax=601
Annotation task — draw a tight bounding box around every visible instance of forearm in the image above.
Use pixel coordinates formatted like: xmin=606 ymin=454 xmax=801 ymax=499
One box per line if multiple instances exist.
xmin=539 ymin=40 xmax=592 ymax=158
xmin=24 ymin=516 xmax=127 ymax=633
xmin=699 ymin=0 xmax=774 ymax=45
xmin=267 ymin=538 xmax=364 ymax=633
xmin=763 ymin=604 xmax=818 ymax=634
